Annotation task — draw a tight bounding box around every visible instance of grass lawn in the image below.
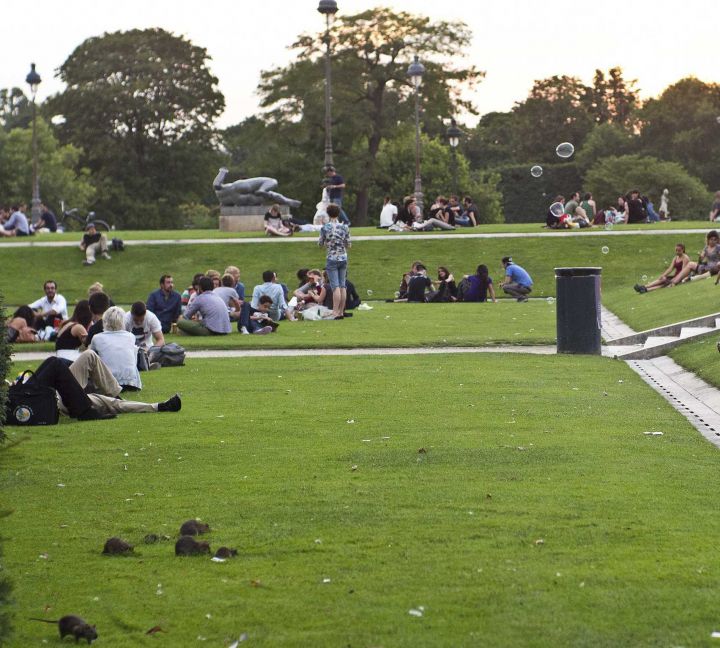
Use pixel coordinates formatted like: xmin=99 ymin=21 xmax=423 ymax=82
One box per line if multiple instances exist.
xmin=3 ymin=353 xmax=720 ymax=646
xmin=669 ymin=336 xmax=720 ymax=388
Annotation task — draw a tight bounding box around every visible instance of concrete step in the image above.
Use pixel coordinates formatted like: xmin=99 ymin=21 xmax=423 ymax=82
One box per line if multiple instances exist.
xmin=643 ymin=336 xmax=680 ymax=349
xmin=679 ymin=326 xmax=716 ymax=339
xmin=605 ymin=311 xmax=720 ymax=346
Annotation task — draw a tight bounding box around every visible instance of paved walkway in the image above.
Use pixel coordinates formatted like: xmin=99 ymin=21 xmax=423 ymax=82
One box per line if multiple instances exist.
xmin=0 ymin=228 xmax=708 ymax=248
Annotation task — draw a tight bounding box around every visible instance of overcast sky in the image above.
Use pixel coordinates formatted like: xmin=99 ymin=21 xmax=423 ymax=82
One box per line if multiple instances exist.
xmin=3 ymin=0 xmax=718 ymax=128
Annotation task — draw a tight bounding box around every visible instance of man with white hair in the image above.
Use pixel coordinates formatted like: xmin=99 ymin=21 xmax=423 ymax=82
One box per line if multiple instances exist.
xmin=90 ymin=306 xmax=142 ymax=390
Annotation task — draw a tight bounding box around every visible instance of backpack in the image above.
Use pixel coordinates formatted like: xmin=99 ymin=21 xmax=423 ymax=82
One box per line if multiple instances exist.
xmin=5 ymin=370 xmax=59 ymax=426
xmin=148 ymin=343 xmax=186 ymax=367
xmin=111 ymin=237 xmax=124 ymax=252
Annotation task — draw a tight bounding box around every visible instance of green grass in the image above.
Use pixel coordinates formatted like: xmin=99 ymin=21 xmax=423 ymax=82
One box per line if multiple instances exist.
xmin=3 ymin=353 xmax=720 ymax=646
xmin=669 ymin=336 xmax=720 ymax=388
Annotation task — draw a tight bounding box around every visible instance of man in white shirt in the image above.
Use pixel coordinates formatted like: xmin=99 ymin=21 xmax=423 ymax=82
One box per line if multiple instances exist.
xmin=124 ymin=301 xmax=165 ymax=348
xmin=29 ymin=280 xmax=68 ymax=327
xmin=379 ymin=196 xmax=398 ymax=228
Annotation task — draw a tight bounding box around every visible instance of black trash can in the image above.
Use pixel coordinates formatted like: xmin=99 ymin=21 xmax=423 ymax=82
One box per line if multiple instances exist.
xmin=555 ymin=267 xmax=602 ymax=355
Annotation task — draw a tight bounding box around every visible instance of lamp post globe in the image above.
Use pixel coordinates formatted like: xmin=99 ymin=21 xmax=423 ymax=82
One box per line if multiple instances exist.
xmin=446 ymin=118 xmax=462 ymax=195
xmin=406 ymin=56 xmax=425 ymax=213
xmin=26 ymin=63 xmax=42 ymax=224
xmin=318 ymin=0 xmax=338 ymax=173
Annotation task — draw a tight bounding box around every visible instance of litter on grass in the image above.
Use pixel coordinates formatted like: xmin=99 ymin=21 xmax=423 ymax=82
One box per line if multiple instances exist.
xmin=408 ymin=608 xmax=424 ymax=617
xmin=711 ymin=631 xmax=720 ymax=639
xmin=643 ymin=431 xmax=664 ymax=436
xmin=211 ymin=557 xmax=226 ymax=563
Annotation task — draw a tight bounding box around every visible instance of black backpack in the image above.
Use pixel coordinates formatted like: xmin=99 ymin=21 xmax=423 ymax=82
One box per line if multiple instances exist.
xmin=111 ymin=237 xmax=124 ymax=251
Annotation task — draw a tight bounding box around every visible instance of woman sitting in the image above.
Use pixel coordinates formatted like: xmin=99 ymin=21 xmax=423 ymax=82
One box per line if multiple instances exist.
xmin=459 ymin=264 xmax=497 ymax=302
xmin=429 ymin=266 xmax=458 ymax=302
xmin=634 ymin=244 xmax=690 ymax=293
xmin=671 ymin=230 xmax=720 ymax=285
xmin=264 ymin=204 xmax=293 ymax=237
xmin=55 ymin=300 xmax=92 ymax=361
xmin=6 ymin=305 xmax=40 ymax=343
xmin=90 ymin=306 xmax=142 ymax=391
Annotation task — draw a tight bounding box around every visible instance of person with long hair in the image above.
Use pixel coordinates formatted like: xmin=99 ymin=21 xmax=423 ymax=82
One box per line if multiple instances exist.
xmin=429 ymin=266 xmax=458 ymax=302
xmin=671 ymin=231 xmax=720 ymax=284
xmin=55 ymin=300 xmax=92 ymax=361
xmin=634 ymin=244 xmax=690 ymax=293
xmin=462 ymin=264 xmax=497 ymax=302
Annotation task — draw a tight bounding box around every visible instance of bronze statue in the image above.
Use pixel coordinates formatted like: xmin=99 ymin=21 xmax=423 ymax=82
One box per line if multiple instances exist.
xmin=213 ymin=168 xmax=301 ymax=208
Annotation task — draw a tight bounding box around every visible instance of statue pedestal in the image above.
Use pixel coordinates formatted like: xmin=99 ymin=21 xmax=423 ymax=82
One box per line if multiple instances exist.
xmin=219 ymin=205 xmax=289 ymax=232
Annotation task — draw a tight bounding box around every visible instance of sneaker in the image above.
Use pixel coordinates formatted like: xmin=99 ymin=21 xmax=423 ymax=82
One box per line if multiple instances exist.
xmin=149 ymin=362 xmax=161 ymax=371
xmin=633 ymin=284 xmax=642 ymax=293
xmin=517 ymin=296 xmax=529 ymax=302
xmin=639 ymin=286 xmax=647 ymax=294
xmin=240 ymin=326 xmax=250 ymax=335
xmin=254 ymin=326 xmax=273 ymax=335
xmin=83 ymin=260 xmax=95 ymax=266
xmin=101 ymin=252 xmax=112 ymax=260
xmin=158 ymin=394 xmax=181 ymax=412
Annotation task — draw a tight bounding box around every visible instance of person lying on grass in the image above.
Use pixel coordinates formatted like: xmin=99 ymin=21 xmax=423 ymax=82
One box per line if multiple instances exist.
xmin=634 ymin=244 xmax=690 ymax=293
xmin=670 ymin=230 xmax=720 ymax=285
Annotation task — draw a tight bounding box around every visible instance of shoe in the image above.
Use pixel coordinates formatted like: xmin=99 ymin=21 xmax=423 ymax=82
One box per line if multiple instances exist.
xmin=633 ymin=284 xmax=641 ymax=293
xmin=342 ymin=312 xmax=354 ymax=317
xmin=158 ymin=394 xmax=181 ymax=412
xmin=83 ymin=260 xmax=95 ymax=266
xmin=639 ymin=286 xmax=647 ymax=294
xmin=254 ymin=326 xmax=273 ymax=335
xmin=101 ymin=252 xmax=112 ymax=260
xmin=78 ymin=408 xmax=117 ymax=421
xmin=240 ymin=326 xmax=249 ymax=335
xmin=517 ymin=296 xmax=529 ymax=302
xmin=149 ymin=362 xmax=161 ymax=371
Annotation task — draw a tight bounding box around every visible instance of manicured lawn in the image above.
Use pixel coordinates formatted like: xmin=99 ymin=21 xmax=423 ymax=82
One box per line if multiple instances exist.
xmin=670 ymin=336 xmax=720 ymax=388
xmin=3 ymin=353 xmax=720 ymax=646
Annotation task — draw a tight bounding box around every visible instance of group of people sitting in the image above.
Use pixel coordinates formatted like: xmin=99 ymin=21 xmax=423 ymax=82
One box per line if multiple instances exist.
xmin=546 ymin=189 xmax=669 ymax=229
xmin=393 ymin=257 xmax=534 ymax=303
xmin=0 ymin=202 xmax=59 ymax=236
xmin=634 ymin=231 xmax=720 ymax=293
xmin=378 ymin=194 xmax=481 ymax=231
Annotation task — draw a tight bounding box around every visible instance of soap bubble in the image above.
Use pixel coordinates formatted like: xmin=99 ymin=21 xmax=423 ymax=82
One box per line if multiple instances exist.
xmin=604 ymin=222 xmax=613 ymax=231
xmin=555 ymin=142 xmax=575 ymax=158
xmin=546 ymin=296 xmax=555 ymax=304
xmin=548 ymin=202 xmax=564 ymax=217
xmin=601 ymin=246 xmax=609 ymax=255
xmin=530 ymin=165 xmax=543 ymax=178
xmin=367 ymin=289 xmax=373 ymax=296
xmin=641 ymin=274 xmax=648 ymax=282
xmin=716 ymin=116 xmax=720 ymax=124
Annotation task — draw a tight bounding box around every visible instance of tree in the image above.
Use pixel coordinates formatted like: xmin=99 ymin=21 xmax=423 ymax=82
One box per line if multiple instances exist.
xmin=0 ymin=87 xmax=32 ymax=131
xmin=0 ymin=118 xmax=95 ymax=210
xmin=584 ymin=155 xmax=711 ymax=219
xmin=574 ymin=123 xmax=637 ymax=172
xmin=256 ymin=7 xmax=483 ymax=224
xmin=585 ymin=67 xmax=639 ymax=127
xmin=47 ymin=28 xmax=225 ymax=228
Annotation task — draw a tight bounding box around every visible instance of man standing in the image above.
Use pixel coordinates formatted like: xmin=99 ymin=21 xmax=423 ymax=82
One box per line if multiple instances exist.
xmin=29 ymin=280 xmax=68 ymax=328
xmin=251 ymin=270 xmax=293 ymax=322
xmin=80 ymin=222 xmax=111 ymax=265
xmin=147 ymin=274 xmax=182 ymax=334
xmin=500 ymin=256 xmax=533 ymax=302
xmin=319 ymin=204 xmax=351 ymax=318
xmin=325 ymin=166 xmax=350 ymax=225
xmin=177 ymin=276 xmax=231 ymax=336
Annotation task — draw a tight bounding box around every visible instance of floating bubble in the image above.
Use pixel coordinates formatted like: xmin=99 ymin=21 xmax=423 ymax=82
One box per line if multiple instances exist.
xmin=555 ymin=142 xmax=575 ymax=158
xmin=366 ymin=289 xmax=373 ymax=296
xmin=601 ymin=246 xmax=609 ymax=255
xmin=548 ymin=202 xmax=564 ymax=218
xmin=604 ymin=222 xmax=613 ymax=231
xmin=716 ymin=116 xmax=720 ymax=124
xmin=530 ymin=165 xmax=543 ymax=178
xmin=546 ymin=297 xmax=555 ymax=304
xmin=641 ymin=274 xmax=648 ymax=282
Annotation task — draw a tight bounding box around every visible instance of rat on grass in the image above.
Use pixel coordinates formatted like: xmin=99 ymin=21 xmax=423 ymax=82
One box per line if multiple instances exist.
xmin=30 ymin=615 xmax=98 ymax=644
xmin=175 ymin=535 xmax=211 ymax=556
xmin=102 ymin=537 xmax=133 ymax=555
xmin=179 ymin=519 xmax=210 ymax=536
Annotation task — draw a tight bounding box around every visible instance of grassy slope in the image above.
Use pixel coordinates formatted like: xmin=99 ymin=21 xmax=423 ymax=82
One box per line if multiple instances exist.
xmin=669 ymin=336 xmax=720 ymax=387
xmin=4 ymin=354 xmax=720 ymax=646
xmin=4 ymin=228 xmax=718 ymax=333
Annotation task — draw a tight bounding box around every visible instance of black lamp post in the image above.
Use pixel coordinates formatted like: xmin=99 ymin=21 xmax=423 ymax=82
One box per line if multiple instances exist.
xmin=317 ymin=0 xmax=338 ymax=173
xmin=407 ymin=55 xmax=425 ymax=214
xmin=26 ymin=63 xmax=42 ymax=223
xmin=446 ymin=118 xmax=462 ymax=196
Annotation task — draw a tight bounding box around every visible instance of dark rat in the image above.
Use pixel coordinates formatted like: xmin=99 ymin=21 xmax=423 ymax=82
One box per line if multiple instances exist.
xmin=102 ymin=537 xmax=133 ymax=555
xmin=175 ymin=535 xmax=211 ymax=556
xmin=214 ymin=546 xmax=238 ymax=559
xmin=179 ymin=519 xmax=210 ymax=536
xmin=30 ymin=615 xmax=98 ymax=644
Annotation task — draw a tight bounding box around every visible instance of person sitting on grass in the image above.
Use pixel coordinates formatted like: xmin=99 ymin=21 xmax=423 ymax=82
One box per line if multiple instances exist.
xmin=0 ymin=204 xmax=31 ymax=237
xmin=55 ymin=300 xmax=93 ymax=362
xmin=90 ymin=306 xmax=143 ymax=390
xmin=459 ymin=264 xmax=497 ymax=303
xmin=80 ymin=222 xmax=111 ymax=266
xmin=177 ymin=276 xmax=232 ymax=336
xmin=428 ymin=266 xmax=458 ymax=302
xmin=224 ymin=265 xmax=246 ymax=301
xmin=86 ymin=291 xmax=111 ymax=345
xmin=251 ymin=270 xmax=294 ymax=322
xmin=500 ymin=256 xmax=533 ymax=302
xmin=670 ymin=230 xmax=720 ymax=285
xmin=6 ymin=306 xmax=39 ymax=343
xmin=238 ymin=295 xmax=277 ymax=335
xmin=289 ymin=269 xmax=326 ymax=312
xmin=181 ymin=273 xmax=205 ymax=315
xmin=213 ymin=274 xmax=244 ymax=322
xmin=405 ymin=264 xmax=433 ymax=302
xmin=634 ymin=244 xmax=690 ymax=293
xmin=124 ymin=301 xmax=165 ymax=348
xmin=264 ymin=204 xmax=293 ymax=237
xmin=146 ymin=274 xmax=182 ymax=334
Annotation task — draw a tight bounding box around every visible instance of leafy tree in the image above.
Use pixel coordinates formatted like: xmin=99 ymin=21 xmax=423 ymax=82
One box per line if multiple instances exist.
xmin=574 ymin=123 xmax=637 ymax=172
xmin=0 ymin=87 xmax=32 ymax=131
xmin=47 ymin=28 xmax=225 ymax=228
xmin=0 ymin=118 xmax=94 ymax=210
xmin=256 ymin=7 xmax=483 ymax=224
xmin=585 ymin=155 xmax=711 ymax=219
xmin=585 ymin=67 xmax=639 ymax=127
xmin=463 ymin=112 xmax=518 ymax=169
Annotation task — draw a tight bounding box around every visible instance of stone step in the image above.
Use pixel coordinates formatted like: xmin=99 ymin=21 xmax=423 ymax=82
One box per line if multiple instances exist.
xmin=643 ymin=336 xmax=680 ymax=349
xmin=679 ymin=326 xmax=716 ymax=339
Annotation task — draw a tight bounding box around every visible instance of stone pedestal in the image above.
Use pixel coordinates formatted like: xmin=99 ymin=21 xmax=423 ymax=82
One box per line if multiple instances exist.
xmin=219 ymin=205 xmax=289 ymax=232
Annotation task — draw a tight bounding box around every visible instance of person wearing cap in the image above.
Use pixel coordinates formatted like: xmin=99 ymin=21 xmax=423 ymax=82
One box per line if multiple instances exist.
xmin=500 ymin=256 xmax=533 ymax=302
xmin=80 ymin=222 xmax=111 ymax=266
xmin=324 ymin=166 xmax=350 ymax=225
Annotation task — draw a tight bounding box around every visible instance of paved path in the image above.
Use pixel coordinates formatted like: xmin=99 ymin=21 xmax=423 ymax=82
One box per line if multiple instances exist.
xmin=0 ymin=228 xmax=708 ymax=249
xmin=601 ymin=305 xmax=637 ymax=340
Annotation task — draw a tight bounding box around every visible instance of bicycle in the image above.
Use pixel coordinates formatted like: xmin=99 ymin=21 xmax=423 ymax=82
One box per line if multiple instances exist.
xmin=58 ymin=202 xmax=112 ymax=232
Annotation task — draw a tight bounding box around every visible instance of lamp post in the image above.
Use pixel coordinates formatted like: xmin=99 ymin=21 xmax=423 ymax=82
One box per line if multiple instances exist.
xmin=446 ymin=118 xmax=462 ymax=196
xmin=407 ymin=55 xmax=425 ymax=214
xmin=317 ymin=0 xmax=338 ymax=173
xmin=26 ymin=63 xmax=42 ymax=224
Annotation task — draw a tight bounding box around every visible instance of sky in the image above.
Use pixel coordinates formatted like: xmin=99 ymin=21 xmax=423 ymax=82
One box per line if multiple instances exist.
xmin=3 ymin=0 xmax=718 ymax=128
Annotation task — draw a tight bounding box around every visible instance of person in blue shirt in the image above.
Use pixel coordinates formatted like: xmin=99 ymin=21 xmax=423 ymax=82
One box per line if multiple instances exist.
xmin=500 ymin=256 xmax=533 ymax=302
xmin=146 ymin=274 xmax=182 ymax=333
xmin=324 ymin=166 xmax=350 ymax=225
xmin=1 ymin=204 xmax=30 ymax=237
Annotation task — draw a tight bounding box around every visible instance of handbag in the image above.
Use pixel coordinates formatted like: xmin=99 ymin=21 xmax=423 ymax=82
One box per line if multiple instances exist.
xmin=5 ymin=370 xmax=59 ymax=426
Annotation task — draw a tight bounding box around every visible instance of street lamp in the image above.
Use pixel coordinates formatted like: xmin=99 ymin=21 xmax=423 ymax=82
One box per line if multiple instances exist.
xmin=446 ymin=118 xmax=462 ymax=196
xmin=26 ymin=63 xmax=42 ymax=224
xmin=317 ymin=0 xmax=338 ymax=173
xmin=407 ymin=55 xmax=425 ymax=214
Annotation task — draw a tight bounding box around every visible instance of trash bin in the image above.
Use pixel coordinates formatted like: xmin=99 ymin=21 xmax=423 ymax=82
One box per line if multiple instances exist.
xmin=555 ymin=267 xmax=602 ymax=355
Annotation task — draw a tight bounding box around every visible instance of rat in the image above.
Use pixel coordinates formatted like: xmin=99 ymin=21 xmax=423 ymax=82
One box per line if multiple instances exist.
xmin=214 ymin=546 xmax=238 ymax=559
xmin=179 ymin=519 xmax=210 ymax=536
xmin=102 ymin=537 xmax=133 ymax=555
xmin=30 ymin=615 xmax=98 ymax=644
xmin=175 ymin=535 xmax=211 ymax=556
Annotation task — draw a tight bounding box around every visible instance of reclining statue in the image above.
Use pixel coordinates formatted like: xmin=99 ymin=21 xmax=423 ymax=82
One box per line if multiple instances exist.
xmin=213 ymin=168 xmax=301 ymax=208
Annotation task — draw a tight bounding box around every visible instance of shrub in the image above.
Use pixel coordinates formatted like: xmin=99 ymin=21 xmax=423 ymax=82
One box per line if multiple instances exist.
xmin=177 ymin=203 xmax=219 ymax=229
